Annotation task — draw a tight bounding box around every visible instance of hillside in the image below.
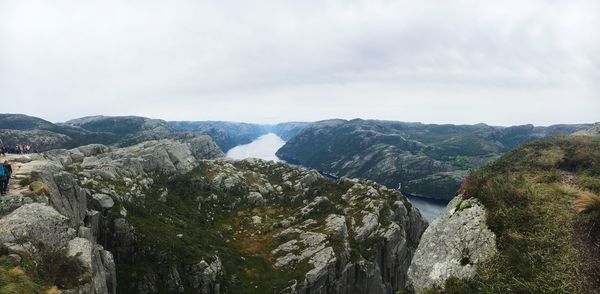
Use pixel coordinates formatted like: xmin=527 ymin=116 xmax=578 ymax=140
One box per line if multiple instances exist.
xmin=276 ymin=119 xmax=590 ymax=199
xmin=406 ymin=136 xmax=600 ymax=293
xmin=0 ymin=137 xmax=426 ymax=293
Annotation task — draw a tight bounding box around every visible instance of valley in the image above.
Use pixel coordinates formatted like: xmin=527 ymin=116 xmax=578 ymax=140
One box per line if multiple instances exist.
xmin=0 ymin=114 xmax=598 ymax=293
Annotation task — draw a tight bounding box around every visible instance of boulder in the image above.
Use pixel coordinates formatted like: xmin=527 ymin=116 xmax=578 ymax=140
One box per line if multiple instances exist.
xmin=247 ymin=192 xmax=265 ymax=206
xmin=91 ymin=194 xmax=115 ymax=210
xmin=0 ymin=203 xmax=75 ymax=248
xmin=67 ymin=237 xmax=117 ymax=294
xmin=407 ymin=196 xmax=497 ymax=293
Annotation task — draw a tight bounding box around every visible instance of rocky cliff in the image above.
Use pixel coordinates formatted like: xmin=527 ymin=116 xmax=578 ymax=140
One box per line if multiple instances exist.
xmin=276 ymin=119 xmax=591 ymax=199
xmin=0 ymin=136 xmax=223 ymax=293
xmin=0 ymin=134 xmax=426 ymax=293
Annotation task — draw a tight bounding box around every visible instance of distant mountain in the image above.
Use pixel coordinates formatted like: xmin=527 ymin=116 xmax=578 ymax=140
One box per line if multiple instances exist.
xmin=168 ymin=121 xmax=269 ymax=152
xmin=0 ymin=114 xmax=223 ymax=152
xmin=168 ymin=121 xmax=310 ymax=152
xmin=572 ymin=122 xmax=600 ymax=136
xmin=63 ymin=115 xmax=178 ymax=146
xmin=276 ymin=119 xmax=591 ymax=199
xmin=268 ymin=122 xmax=310 ymax=141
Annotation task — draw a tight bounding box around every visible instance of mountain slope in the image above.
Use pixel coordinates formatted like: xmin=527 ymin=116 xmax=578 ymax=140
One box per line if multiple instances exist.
xmin=276 ymin=119 xmax=590 ymax=199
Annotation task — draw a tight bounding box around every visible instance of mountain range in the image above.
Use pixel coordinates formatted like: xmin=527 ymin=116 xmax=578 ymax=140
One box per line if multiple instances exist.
xmin=276 ymin=119 xmax=590 ymax=199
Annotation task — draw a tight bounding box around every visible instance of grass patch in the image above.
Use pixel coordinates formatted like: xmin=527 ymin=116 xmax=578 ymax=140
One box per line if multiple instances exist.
xmin=444 ymin=136 xmax=600 ymax=293
xmin=0 ymin=243 xmax=87 ymax=293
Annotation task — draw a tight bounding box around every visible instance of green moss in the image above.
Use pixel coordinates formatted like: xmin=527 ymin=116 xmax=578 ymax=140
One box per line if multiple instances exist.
xmin=455 ymin=200 xmax=472 ymax=212
xmin=27 ymin=181 xmax=49 ymax=196
xmin=18 ymin=177 xmax=33 ymax=187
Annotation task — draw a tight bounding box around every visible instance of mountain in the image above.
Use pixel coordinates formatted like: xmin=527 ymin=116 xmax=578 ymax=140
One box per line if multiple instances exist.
xmin=269 ymin=122 xmax=311 ymax=141
xmin=276 ymin=119 xmax=591 ymax=199
xmin=407 ymin=136 xmax=600 ymax=293
xmin=0 ymin=113 xmax=117 ymax=150
xmin=573 ymin=122 xmax=600 ymax=136
xmin=62 ymin=115 xmax=186 ymax=147
xmin=0 ymin=114 xmax=226 ymax=152
xmin=0 ymin=138 xmax=425 ymax=293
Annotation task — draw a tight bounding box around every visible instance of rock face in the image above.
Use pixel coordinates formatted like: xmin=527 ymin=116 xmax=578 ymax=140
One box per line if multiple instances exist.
xmin=0 ymin=135 xmax=427 ymax=294
xmin=572 ymin=122 xmax=600 ymax=136
xmin=276 ymin=119 xmax=591 ymax=199
xmin=407 ymin=196 xmax=497 ymax=293
xmin=0 ymin=137 xmax=222 ymax=293
xmin=0 ymin=162 xmax=117 ymax=293
xmin=0 ymin=203 xmax=75 ymax=248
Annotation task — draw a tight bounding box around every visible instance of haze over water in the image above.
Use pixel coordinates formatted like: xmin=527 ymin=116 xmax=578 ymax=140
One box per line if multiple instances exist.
xmin=226 ymin=133 xmax=285 ymax=162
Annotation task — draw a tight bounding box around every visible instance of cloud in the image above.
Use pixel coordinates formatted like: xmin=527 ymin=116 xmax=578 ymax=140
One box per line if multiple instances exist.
xmin=0 ymin=0 xmax=598 ymax=125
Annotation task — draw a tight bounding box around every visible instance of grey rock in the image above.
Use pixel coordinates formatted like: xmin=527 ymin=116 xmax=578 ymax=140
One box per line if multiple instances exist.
xmin=407 ymin=196 xmax=497 ymax=293
xmin=67 ymin=238 xmax=117 ymax=294
xmin=324 ymin=214 xmax=348 ymax=241
xmin=0 ymin=203 xmax=75 ymax=248
xmin=91 ymin=194 xmax=115 ymax=210
xmin=247 ymin=192 xmax=265 ymax=206
xmin=354 ymin=212 xmax=379 ymax=242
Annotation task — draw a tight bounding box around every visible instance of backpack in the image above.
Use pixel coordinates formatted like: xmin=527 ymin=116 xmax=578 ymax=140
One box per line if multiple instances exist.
xmin=0 ymin=166 xmax=5 ymax=178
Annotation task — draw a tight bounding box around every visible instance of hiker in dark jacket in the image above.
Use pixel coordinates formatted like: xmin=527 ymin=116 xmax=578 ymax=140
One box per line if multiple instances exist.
xmin=0 ymin=161 xmax=7 ymax=195
xmin=1 ymin=161 xmax=11 ymax=195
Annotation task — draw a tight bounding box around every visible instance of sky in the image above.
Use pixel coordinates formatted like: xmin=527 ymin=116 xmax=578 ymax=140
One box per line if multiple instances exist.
xmin=0 ymin=0 xmax=598 ymax=126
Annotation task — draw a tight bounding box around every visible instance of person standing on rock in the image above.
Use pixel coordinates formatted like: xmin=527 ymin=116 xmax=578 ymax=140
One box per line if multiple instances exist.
xmin=0 ymin=161 xmax=7 ymax=195
xmin=2 ymin=161 xmax=12 ymax=194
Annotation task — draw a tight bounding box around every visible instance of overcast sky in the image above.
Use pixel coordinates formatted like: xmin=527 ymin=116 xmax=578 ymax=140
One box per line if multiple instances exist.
xmin=0 ymin=0 xmax=598 ymax=125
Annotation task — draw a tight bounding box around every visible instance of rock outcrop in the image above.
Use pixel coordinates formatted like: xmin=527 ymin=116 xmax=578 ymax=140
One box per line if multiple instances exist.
xmin=406 ymin=196 xmax=497 ymax=293
xmin=0 ymin=136 xmax=222 ymax=293
xmin=1 ymin=135 xmax=426 ymax=294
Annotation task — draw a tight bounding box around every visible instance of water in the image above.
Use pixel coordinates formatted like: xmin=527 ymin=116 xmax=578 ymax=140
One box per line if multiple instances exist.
xmin=226 ymin=133 xmax=285 ymax=161
xmin=405 ymin=195 xmax=449 ymax=222
xmin=227 ymin=133 xmax=449 ymax=221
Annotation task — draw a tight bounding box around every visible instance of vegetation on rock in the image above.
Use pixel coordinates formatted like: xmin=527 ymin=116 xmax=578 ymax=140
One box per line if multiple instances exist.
xmin=427 ymin=136 xmax=600 ymax=293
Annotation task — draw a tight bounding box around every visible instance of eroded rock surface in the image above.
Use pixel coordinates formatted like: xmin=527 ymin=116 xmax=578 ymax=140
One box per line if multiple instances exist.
xmin=407 ymin=196 xmax=497 ymax=293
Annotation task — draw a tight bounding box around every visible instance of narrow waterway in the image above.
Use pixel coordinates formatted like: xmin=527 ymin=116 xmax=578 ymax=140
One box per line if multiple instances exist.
xmin=226 ymin=133 xmax=447 ymax=221
xmin=226 ymin=133 xmax=285 ymax=162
